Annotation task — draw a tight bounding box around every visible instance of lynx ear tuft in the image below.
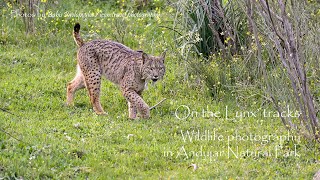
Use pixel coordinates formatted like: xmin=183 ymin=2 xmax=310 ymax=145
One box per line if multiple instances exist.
xmin=161 ymin=49 xmax=167 ymax=58
xmin=160 ymin=49 xmax=167 ymax=62
xmin=74 ymin=23 xmax=81 ymax=33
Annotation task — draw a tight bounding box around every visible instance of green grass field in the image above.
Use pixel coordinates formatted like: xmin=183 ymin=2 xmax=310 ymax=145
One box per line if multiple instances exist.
xmin=1 ymin=0 xmax=319 ymax=179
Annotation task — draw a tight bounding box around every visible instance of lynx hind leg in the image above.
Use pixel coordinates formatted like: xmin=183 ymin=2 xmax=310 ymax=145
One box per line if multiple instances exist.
xmin=123 ymin=90 xmax=150 ymax=119
xmin=67 ymin=65 xmax=85 ymax=106
xmin=81 ymin=65 xmax=106 ymax=115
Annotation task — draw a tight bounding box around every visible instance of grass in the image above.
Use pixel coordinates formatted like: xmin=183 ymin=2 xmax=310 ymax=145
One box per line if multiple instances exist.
xmin=0 ymin=0 xmax=320 ymax=179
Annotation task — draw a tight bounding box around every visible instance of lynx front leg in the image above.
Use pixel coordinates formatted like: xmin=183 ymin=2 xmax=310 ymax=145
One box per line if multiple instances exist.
xmin=123 ymin=90 xmax=150 ymax=119
xmin=128 ymin=102 xmax=137 ymax=119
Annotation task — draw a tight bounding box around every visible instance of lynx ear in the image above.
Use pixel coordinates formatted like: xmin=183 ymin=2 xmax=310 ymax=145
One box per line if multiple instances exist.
xmin=142 ymin=52 xmax=148 ymax=59
xmin=142 ymin=52 xmax=149 ymax=64
xmin=138 ymin=50 xmax=148 ymax=63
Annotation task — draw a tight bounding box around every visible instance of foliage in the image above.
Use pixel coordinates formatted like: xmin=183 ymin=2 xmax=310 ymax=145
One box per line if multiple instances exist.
xmin=240 ymin=0 xmax=320 ymax=141
xmin=174 ymin=0 xmax=320 ymax=141
xmin=173 ymin=0 xmax=251 ymax=99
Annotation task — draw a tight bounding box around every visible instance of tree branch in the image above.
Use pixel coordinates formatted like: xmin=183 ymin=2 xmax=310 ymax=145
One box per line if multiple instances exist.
xmin=150 ymin=98 xmax=167 ymax=110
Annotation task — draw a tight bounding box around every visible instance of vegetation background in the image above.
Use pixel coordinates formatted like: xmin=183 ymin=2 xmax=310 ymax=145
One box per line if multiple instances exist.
xmin=0 ymin=0 xmax=319 ymax=179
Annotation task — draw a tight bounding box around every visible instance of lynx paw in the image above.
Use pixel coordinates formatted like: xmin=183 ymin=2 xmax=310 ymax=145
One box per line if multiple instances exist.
xmin=96 ymin=111 xmax=107 ymax=116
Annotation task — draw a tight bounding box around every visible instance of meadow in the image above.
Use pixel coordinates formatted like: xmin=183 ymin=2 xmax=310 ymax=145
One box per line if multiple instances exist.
xmin=0 ymin=0 xmax=319 ymax=179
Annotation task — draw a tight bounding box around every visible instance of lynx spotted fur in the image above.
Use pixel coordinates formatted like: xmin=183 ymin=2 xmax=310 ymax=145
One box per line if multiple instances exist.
xmin=66 ymin=23 xmax=166 ymax=119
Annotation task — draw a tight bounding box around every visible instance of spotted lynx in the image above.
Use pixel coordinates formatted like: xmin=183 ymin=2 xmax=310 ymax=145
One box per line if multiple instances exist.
xmin=66 ymin=23 xmax=166 ymax=119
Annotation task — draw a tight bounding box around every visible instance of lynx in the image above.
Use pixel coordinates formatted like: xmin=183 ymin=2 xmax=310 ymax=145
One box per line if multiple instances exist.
xmin=66 ymin=23 xmax=166 ymax=119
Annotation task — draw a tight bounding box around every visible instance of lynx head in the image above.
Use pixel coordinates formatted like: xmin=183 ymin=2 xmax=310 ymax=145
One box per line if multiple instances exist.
xmin=139 ymin=50 xmax=166 ymax=82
